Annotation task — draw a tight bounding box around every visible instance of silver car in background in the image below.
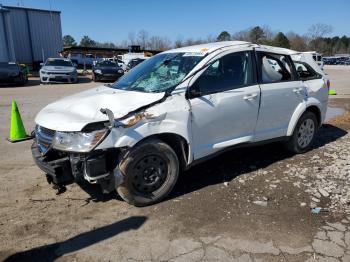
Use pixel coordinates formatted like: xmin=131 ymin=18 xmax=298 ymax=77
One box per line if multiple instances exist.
xmin=40 ymin=58 xmax=78 ymax=84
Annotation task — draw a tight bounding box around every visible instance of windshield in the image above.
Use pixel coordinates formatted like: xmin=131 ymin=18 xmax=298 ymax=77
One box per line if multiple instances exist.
xmin=96 ymin=60 xmax=118 ymax=67
xmin=111 ymin=52 xmax=204 ymax=93
xmin=45 ymin=59 xmax=73 ymax=67
xmin=0 ymin=63 xmax=18 ymax=70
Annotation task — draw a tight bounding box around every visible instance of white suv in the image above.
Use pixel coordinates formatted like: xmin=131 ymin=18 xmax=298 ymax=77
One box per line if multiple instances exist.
xmin=32 ymin=41 xmax=328 ymax=206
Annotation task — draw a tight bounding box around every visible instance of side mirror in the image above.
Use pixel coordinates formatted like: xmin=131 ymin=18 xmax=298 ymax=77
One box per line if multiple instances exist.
xmin=40 ymin=62 xmax=43 ymax=67
xmin=187 ymin=83 xmax=202 ymax=99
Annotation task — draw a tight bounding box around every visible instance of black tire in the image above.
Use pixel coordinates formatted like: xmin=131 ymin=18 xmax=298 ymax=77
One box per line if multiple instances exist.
xmin=285 ymin=111 xmax=318 ymax=154
xmin=117 ymin=138 xmax=179 ymax=207
xmin=92 ymin=74 xmax=98 ymax=82
xmin=19 ymin=74 xmax=26 ymax=86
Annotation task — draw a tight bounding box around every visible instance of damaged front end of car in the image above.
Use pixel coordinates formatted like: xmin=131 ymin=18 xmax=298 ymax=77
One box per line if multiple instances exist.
xmin=31 ymin=96 xmax=167 ymax=195
xmin=31 ymin=121 xmax=125 ymax=194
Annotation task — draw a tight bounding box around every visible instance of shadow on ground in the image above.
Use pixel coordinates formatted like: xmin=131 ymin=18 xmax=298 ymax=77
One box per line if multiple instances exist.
xmin=64 ymin=124 xmax=348 ymax=204
xmin=4 ymin=216 xmax=147 ymax=262
xmin=169 ymin=124 xmax=347 ymax=199
xmin=0 ymin=78 xmax=41 ymax=88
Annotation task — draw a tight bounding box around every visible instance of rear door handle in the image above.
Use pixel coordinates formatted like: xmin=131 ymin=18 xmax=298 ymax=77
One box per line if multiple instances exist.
xmin=243 ymin=93 xmax=258 ymax=101
xmin=293 ymin=87 xmax=303 ymax=94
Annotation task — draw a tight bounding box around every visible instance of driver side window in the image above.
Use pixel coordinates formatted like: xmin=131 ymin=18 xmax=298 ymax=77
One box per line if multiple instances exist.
xmin=194 ymin=51 xmax=255 ymax=96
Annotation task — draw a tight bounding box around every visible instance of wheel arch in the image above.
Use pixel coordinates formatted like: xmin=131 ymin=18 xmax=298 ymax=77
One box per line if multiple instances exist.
xmin=287 ymin=102 xmax=322 ymax=136
xmin=133 ymin=133 xmax=190 ymax=171
xmin=305 ymin=105 xmax=321 ymax=128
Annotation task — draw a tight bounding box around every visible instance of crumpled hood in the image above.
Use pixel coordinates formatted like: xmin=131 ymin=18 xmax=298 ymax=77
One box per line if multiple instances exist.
xmin=35 ymin=85 xmax=165 ymax=131
xmin=42 ymin=66 xmax=75 ymax=72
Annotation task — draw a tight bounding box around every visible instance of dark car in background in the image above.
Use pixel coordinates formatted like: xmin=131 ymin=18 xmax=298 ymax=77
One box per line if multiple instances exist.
xmin=92 ymin=60 xmax=124 ymax=82
xmin=0 ymin=62 xmax=28 ymax=86
xmin=127 ymin=58 xmax=146 ymax=70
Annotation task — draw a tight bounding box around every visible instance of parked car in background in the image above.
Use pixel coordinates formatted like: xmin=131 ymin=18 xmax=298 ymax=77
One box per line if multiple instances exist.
xmin=303 ymin=51 xmax=323 ymax=69
xmin=40 ymin=58 xmax=78 ymax=84
xmin=69 ymin=53 xmax=103 ymax=67
xmin=92 ymin=60 xmax=124 ymax=82
xmin=0 ymin=62 xmax=28 ymax=85
xmin=117 ymin=52 xmax=148 ymax=65
xmin=32 ymin=41 xmax=328 ymax=206
xmin=127 ymin=58 xmax=146 ymax=70
xmin=322 ymin=56 xmax=350 ymax=65
xmin=104 ymin=58 xmax=128 ymax=71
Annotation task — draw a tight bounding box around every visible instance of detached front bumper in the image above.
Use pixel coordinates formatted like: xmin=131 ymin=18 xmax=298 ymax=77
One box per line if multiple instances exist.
xmin=31 ymin=142 xmax=74 ymax=185
xmin=31 ymin=141 xmax=121 ymax=190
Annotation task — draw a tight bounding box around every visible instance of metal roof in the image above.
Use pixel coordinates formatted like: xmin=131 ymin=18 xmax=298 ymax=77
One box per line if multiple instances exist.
xmin=63 ymin=46 xmax=161 ymax=55
xmin=2 ymin=5 xmax=60 ymax=14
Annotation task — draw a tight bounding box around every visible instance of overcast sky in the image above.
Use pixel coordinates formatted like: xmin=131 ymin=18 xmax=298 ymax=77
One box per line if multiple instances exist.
xmin=2 ymin=0 xmax=350 ymax=43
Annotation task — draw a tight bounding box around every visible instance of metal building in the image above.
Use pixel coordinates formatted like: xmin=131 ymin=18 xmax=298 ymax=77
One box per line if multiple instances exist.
xmin=0 ymin=4 xmax=62 ymax=65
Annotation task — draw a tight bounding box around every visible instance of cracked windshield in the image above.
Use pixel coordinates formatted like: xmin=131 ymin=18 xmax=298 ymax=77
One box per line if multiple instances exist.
xmin=112 ymin=52 xmax=204 ymax=93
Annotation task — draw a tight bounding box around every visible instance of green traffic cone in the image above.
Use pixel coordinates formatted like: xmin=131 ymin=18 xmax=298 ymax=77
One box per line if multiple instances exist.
xmin=329 ymin=89 xmax=337 ymax=95
xmin=7 ymin=100 xmax=32 ymax=142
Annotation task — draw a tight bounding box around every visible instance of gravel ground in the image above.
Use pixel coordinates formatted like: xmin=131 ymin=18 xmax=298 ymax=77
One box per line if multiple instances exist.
xmin=0 ymin=71 xmax=350 ymax=261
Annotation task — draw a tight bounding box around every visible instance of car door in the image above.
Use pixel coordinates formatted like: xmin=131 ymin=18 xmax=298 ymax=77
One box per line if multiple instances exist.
xmin=254 ymin=51 xmax=307 ymax=141
xmin=188 ymin=50 xmax=261 ymax=160
xmin=294 ymin=61 xmax=328 ymax=103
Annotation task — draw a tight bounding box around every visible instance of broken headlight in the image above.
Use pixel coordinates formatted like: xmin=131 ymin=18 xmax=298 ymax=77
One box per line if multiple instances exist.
xmin=117 ymin=112 xmax=156 ymax=128
xmin=52 ymin=129 xmax=108 ymax=152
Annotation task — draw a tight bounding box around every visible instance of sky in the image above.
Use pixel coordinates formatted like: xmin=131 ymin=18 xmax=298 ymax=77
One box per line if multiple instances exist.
xmin=1 ymin=0 xmax=350 ymax=44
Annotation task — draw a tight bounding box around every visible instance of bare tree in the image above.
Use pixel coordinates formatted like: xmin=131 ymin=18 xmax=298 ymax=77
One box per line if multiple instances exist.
xmin=128 ymin=32 xmax=136 ymax=45
xmin=307 ymin=23 xmax=333 ymax=51
xmin=286 ymin=32 xmax=308 ymax=51
xmin=231 ymin=29 xmax=251 ymax=41
xmin=205 ymin=34 xmax=216 ymax=43
xmin=262 ymin=25 xmax=275 ymax=40
xmin=137 ymin=30 xmax=149 ymax=50
xmin=174 ymin=36 xmax=184 ymax=48
xmin=308 ymin=23 xmax=333 ymax=40
xmin=148 ymin=36 xmax=172 ymax=51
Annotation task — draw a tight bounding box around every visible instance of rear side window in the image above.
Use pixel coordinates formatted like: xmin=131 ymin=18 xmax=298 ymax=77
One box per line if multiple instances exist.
xmin=294 ymin=61 xmax=322 ymax=81
xmin=195 ymin=51 xmax=255 ymax=95
xmin=258 ymin=52 xmax=296 ymax=84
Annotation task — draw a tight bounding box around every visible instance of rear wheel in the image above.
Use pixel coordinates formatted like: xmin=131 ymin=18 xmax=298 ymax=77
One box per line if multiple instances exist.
xmin=117 ymin=138 xmax=179 ymax=206
xmin=285 ymin=111 xmax=318 ymax=153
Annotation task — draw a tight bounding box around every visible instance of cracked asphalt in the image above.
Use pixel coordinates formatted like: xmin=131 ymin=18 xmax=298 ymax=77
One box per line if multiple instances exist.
xmin=1 ymin=67 xmax=350 ymax=261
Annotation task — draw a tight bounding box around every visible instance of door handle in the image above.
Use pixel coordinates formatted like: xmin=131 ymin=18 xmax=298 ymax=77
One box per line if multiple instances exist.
xmin=293 ymin=87 xmax=303 ymax=94
xmin=243 ymin=93 xmax=258 ymax=100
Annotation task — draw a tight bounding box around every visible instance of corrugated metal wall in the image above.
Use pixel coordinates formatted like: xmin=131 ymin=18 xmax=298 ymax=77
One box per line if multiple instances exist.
xmin=6 ymin=8 xmax=32 ymax=63
xmin=0 ymin=9 xmax=16 ymax=62
xmin=4 ymin=6 xmax=62 ymax=64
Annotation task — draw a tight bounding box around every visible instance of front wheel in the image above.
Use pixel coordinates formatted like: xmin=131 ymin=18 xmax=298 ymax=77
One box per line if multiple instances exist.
xmin=285 ymin=111 xmax=318 ymax=154
xmin=117 ymin=138 xmax=179 ymax=207
xmin=92 ymin=74 xmax=98 ymax=82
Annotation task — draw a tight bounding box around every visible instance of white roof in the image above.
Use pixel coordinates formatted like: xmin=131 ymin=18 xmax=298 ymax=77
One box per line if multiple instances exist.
xmin=163 ymin=41 xmax=298 ymax=56
xmin=163 ymin=41 xmax=251 ymax=54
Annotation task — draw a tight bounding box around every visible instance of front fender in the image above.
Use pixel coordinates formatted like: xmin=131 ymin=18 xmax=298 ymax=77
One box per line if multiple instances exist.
xmin=95 ymin=94 xmax=192 ymax=155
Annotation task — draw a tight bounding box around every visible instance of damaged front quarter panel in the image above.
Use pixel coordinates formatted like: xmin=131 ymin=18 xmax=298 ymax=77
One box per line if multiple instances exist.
xmin=95 ymin=92 xmax=192 ymax=159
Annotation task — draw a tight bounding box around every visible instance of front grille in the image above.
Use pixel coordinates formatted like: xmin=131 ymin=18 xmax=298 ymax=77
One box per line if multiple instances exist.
xmin=47 ymin=72 xmax=70 ymax=75
xmin=35 ymin=125 xmax=55 ymax=155
xmin=49 ymin=77 xmax=69 ymax=82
